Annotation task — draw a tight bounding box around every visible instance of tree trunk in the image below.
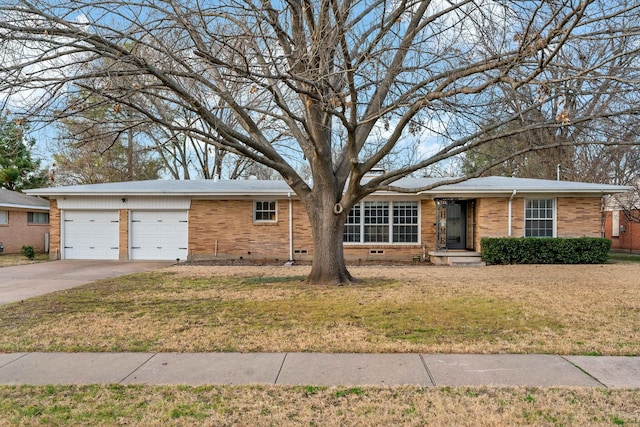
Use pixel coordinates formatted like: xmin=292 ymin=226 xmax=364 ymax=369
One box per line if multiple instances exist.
xmin=305 ymin=194 xmax=356 ymax=285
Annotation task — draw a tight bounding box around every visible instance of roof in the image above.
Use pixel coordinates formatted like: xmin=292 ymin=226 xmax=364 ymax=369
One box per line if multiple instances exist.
xmin=24 ymin=176 xmax=631 ymax=198
xmin=0 ymin=188 xmax=50 ymax=210
xmin=413 ymin=176 xmax=631 ymax=196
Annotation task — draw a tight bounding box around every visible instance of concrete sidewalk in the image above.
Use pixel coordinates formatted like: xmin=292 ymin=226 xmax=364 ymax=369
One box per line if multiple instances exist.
xmin=0 ymin=353 xmax=638 ymax=388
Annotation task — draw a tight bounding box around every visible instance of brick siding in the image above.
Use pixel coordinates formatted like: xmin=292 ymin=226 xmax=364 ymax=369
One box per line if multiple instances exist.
xmin=119 ymin=209 xmax=129 ymax=260
xmin=189 ymin=199 xmax=293 ymax=261
xmin=189 ymin=198 xmax=438 ymax=262
xmin=0 ymin=209 xmax=50 ymax=254
xmin=475 ymin=196 xmax=603 ymax=251
xmin=48 ymin=199 xmax=60 ymax=259
xmin=42 ymin=195 xmax=606 ymax=261
xmin=604 ymin=209 xmax=640 ymax=252
xmin=556 ymin=197 xmax=602 ymax=238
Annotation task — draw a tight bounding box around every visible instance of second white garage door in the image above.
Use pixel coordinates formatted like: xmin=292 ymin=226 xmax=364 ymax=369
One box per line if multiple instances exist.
xmin=130 ymin=210 xmax=188 ymax=260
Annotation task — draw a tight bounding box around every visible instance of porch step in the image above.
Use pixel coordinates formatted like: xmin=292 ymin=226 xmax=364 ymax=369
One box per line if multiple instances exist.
xmin=428 ymin=251 xmax=485 ymax=267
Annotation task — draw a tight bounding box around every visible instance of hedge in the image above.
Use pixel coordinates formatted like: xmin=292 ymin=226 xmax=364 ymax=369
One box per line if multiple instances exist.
xmin=480 ymin=237 xmax=611 ymax=265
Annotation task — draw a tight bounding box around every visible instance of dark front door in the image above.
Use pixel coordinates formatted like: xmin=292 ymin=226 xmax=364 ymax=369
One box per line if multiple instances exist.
xmin=445 ymin=201 xmax=467 ymax=249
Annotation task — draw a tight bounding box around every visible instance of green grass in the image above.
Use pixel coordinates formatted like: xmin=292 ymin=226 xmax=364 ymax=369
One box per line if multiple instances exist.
xmin=609 ymin=252 xmax=640 ymax=263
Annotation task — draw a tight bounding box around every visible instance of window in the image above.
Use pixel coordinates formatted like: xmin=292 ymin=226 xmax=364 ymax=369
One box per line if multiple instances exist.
xmin=393 ymin=201 xmax=419 ymax=243
xmin=525 ymin=199 xmax=554 ymax=237
xmin=344 ymin=201 xmax=419 ymax=243
xmin=27 ymin=212 xmax=49 ymax=224
xmin=364 ymin=201 xmax=389 ymax=242
xmin=612 ymin=210 xmax=620 ymax=237
xmin=254 ymin=200 xmax=277 ymax=222
xmin=344 ymin=203 xmax=361 ymax=242
xmin=0 ymin=210 xmax=7 ymax=224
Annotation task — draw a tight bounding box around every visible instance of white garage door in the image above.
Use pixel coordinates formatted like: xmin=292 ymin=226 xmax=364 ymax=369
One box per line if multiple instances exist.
xmin=130 ymin=210 xmax=188 ymax=260
xmin=64 ymin=210 xmax=119 ymax=260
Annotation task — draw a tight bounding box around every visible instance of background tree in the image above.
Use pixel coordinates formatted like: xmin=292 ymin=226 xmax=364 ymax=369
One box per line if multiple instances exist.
xmin=50 ymin=94 xmax=163 ymax=184
xmin=461 ymin=19 xmax=640 ymax=183
xmin=2 ymin=0 xmax=640 ymax=283
xmin=0 ymin=115 xmax=49 ymax=191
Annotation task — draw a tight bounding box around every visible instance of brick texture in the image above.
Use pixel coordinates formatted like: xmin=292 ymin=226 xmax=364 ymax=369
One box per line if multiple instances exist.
xmin=475 ymin=197 xmax=509 ymax=250
xmin=475 ymin=196 xmax=603 ymax=251
xmin=189 ymin=199 xmax=293 ymax=261
xmin=119 ymin=209 xmax=129 ymax=260
xmin=556 ymin=197 xmax=602 ymax=238
xmin=189 ymin=199 xmax=438 ymax=262
xmin=41 ymin=195 xmax=606 ymax=261
xmin=604 ymin=209 xmax=640 ymax=252
xmin=48 ymin=199 xmax=60 ymax=259
xmin=0 ymin=209 xmax=49 ymax=254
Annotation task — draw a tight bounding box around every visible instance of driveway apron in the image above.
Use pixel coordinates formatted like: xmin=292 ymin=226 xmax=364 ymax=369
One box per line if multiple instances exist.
xmin=0 ymin=260 xmax=172 ymax=304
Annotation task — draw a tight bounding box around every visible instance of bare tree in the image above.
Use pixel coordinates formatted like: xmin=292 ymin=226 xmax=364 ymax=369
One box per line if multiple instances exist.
xmin=2 ymin=0 xmax=640 ymax=283
xmin=461 ymin=21 xmax=640 ymax=183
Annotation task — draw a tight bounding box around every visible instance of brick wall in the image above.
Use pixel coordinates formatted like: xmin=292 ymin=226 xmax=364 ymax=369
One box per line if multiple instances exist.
xmin=475 ymin=197 xmax=510 ymax=250
xmin=48 ymin=199 xmax=60 ymax=259
xmin=189 ymin=199 xmax=293 ymax=260
xmin=556 ymin=197 xmax=602 ymax=238
xmin=422 ymin=200 xmax=437 ymax=250
xmin=474 ymin=196 xmax=602 ymax=251
xmin=604 ymin=209 xmax=640 ymax=252
xmin=189 ymin=198 xmax=437 ymax=262
xmin=119 ymin=209 xmax=129 ymax=260
xmin=0 ymin=209 xmax=50 ymax=254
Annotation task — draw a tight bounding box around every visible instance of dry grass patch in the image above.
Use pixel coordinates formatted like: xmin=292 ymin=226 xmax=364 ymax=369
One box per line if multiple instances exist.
xmin=0 ymin=253 xmax=49 ymax=268
xmin=0 ymin=264 xmax=638 ymax=354
xmin=0 ymin=385 xmax=638 ymax=426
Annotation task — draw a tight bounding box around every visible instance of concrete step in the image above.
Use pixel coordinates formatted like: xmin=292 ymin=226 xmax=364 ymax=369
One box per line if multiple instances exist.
xmin=448 ymin=260 xmax=486 ymax=267
xmin=428 ymin=250 xmax=484 ymax=267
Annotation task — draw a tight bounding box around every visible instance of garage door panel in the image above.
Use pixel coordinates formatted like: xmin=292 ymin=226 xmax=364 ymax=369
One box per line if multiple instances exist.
xmin=130 ymin=210 xmax=188 ymax=260
xmin=64 ymin=210 xmax=119 ymax=260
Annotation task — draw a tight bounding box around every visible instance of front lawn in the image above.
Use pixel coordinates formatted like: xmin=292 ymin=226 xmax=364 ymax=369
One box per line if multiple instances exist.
xmin=0 ymin=385 xmax=638 ymax=426
xmin=0 ymin=263 xmax=638 ymax=355
xmin=0 ymin=253 xmax=49 ymax=268
xmin=1 ymin=263 xmax=639 ymax=426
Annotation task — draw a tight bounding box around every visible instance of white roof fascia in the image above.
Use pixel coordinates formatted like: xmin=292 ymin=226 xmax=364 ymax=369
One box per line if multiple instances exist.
xmin=0 ymin=203 xmax=50 ymax=210
xmin=24 ymin=178 xmax=632 ymax=198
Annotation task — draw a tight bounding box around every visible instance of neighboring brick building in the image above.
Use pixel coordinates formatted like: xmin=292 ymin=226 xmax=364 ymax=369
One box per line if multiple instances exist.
xmin=603 ymin=192 xmax=640 ymax=253
xmin=0 ymin=188 xmax=50 ymax=254
xmin=26 ymin=176 xmax=629 ymax=262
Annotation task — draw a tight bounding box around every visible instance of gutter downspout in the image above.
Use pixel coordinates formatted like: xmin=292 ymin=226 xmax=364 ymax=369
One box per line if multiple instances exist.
xmin=508 ymin=190 xmax=517 ymax=237
xmin=288 ymin=192 xmax=294 ymax=262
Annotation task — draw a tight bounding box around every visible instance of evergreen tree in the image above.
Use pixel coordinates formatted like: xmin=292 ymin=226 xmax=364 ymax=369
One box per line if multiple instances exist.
xmin=0 ymin=116 xmax=49 ymax=191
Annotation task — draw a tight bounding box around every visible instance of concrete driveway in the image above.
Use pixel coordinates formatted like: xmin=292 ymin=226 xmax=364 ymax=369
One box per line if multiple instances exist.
xmin=0 ymin=260 xmax=173 ymax=304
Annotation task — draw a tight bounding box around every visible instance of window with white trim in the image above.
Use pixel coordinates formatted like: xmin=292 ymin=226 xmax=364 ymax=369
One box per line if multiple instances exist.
xmin=27 ymin=212 xmax=49 ymax=224
xmin=0 ymin=210 xmax=7 ymax=224
xmin=344 ymin=203 xmax=361 ymax=242
xmin=344 ymin=201 xmax=419 ymax=243
xmin=525 ymin=199 xmax=554 ymax=237
xmin=393 ymin=201 xmax=419 ymax=242
xmin=254 ymin=200 xmax=277 ymax=222
xmin=364 ymin=201 xmax=389 ymax=242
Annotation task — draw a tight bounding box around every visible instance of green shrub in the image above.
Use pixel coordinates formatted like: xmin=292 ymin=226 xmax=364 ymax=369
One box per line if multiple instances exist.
xmin=480 ymin=237 xmax=611 ymax=265
xmin=21 ymin=245 xmax=35 ymax=260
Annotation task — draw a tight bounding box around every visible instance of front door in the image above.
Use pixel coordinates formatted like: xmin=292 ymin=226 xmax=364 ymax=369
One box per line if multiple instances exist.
xmin=436 ymin=199 xmax=469 ymax=250
xmin=445 ymin=202 xmax=466 ymax=249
